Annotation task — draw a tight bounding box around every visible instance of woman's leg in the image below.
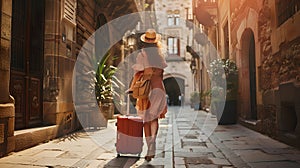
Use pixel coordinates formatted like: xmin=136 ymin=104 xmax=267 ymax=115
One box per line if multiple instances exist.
xmin=150 ymin=118 xmax=159 ymax=142
xmin=144 ymin=118 xmax=158 ymax=159
xmin=144 ymin=121 xmax=152 ymax=148
xmin=149 ymin=118 xmax=158 ymax=156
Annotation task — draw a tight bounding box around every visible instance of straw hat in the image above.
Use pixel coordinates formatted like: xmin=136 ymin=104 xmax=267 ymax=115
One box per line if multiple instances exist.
xmin=140 ymin=29 xmax=161 ymax=44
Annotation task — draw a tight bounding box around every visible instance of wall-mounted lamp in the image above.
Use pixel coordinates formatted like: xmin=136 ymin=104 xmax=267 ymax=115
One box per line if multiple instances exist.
xmin=62 ymin=33 xmax=66 ymax=43
xmin=127 ymin=33 xmax=136 ymax=48
xmin=190 ymin=58 xmax=197 ymax=74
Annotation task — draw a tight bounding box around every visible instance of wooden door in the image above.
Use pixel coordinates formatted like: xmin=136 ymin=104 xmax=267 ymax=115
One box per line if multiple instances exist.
xmin=249 ymin=33 xmax=257 ymax=120
xmin=10 ymin=0 xmax=45 ymax=130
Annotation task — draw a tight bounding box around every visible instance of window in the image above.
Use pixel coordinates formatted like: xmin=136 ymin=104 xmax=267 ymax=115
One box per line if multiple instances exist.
xmin=277 ymin=0 xmax=300 ymax=26
xmin=167 ymin=14 xmax=180 ymax=26
xmin=174 ymin=14 xmax=180 ymax=25
xmin=168 ymin=37 xmax=179 ymax=55
xmin=185 ymin=8 xmax=193 ymax=21
xmin=168 ymin=15 xmax=174 ymax=26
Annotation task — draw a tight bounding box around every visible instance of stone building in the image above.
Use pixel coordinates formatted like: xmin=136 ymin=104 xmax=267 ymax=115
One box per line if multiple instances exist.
xmin=215 ymin=0 xmax=300 ymax=147
xmin=154 ymin=0 xmax=194 ymax=106
xmin=187 ymin=0 xmax=218 ymax=110
xmin=0 ymin=0 xmax=138 ymax=157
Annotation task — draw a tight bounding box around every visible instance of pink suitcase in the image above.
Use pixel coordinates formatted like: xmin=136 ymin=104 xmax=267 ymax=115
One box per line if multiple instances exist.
xmin=116 ymin=95 xmax=144 ymax=157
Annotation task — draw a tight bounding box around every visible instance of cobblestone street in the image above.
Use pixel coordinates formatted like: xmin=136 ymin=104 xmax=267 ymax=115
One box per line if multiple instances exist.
xmin=0 ymin=106 xmax=300 ymax=168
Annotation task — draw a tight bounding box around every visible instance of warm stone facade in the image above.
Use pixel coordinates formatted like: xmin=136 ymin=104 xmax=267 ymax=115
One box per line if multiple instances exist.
xmin=154 ymin=0 xmax=194 ymax=106
xmin=190 ymin=0 xmax=300 ymax=147
xmin=0 ymin=0 xmax=138 ymax=157
xmin=216 ymin=0 xmax=300 ymax=147
xmin=0 ymin=0 xmax=15 ymax=157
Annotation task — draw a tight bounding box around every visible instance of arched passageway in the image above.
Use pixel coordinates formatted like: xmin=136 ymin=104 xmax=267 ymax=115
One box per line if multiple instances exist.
xmin=163 ymin=77 xmax=185 ymax=106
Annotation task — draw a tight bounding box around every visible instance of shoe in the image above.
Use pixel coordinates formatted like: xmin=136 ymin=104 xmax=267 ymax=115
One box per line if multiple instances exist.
xmin=145 ymin=142 xmax=155 ymax=162
xmin=145 ymin=155 xmax=152 ymax=162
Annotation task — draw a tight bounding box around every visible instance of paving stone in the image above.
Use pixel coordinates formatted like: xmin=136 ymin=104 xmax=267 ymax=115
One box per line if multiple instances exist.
xmin=222 ymin=141 xmax=262 ymax=150
xmin=174 ymin=157 xmax=185 ymax=165
xmin=209 ymin=157 xmax=231 ymax=165
xmin=97 ymin=152 xmax=117 ymax=160
xmin=184 ymin=157 xmax=213 ymax=164
xmin=136 ymin=165 xmax=164 ymax=168
xmin=187 ymin=164 xmax=219 ymax=168
xmin=57 ymin=151 xmax=82 ymax=159
xmin=181 ymin=140 xmax=206 ymax=148
xmin=0 ymin=164 xmax=48 ymax=168
xmin=34 ymin=150 xmax=66 ymax=158
xmin=175 ymin=152 xmax=214 ymax=158
xmin=14 ymin=149 xmax=44 ymax=156
xmin=249 ymin=161 xmax=300 ymax=168
xmin=235 ymin=149 xmax=286 ymax=163
xmin=183 ymin=134 xmax=198 ymax=139
xmin=174 ymin=165 xmax=186 ymax=168
xmin=282 ymin=153 xmax=300 ymax=161
xmin=261 ymin=147 xmax=300 ymax=155
xmin=211 ymin=151 xmax=225 ymax=159
xmin=72 ymin=159 xmax=105 ymax=168
xmin=0 ymin=155 xmax=37 ymax=164
xmin=0 ymin=164 xmax=15 ymax=168
xmin=33 ymin=157 xmax=80 ymax=167
xmin=83 ymin=147 xmax=107 ymax=160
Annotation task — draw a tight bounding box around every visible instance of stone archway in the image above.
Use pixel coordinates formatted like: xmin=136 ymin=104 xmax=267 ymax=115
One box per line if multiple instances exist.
xmin=239 ymin=28 xmax=257 ymax=120
xmin=163 ymin=77 xmax=185 ymax=106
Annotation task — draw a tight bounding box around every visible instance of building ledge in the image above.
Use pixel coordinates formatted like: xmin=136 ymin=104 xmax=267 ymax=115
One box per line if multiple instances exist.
xmin=14 ymin=125 xmax=59 ymax=151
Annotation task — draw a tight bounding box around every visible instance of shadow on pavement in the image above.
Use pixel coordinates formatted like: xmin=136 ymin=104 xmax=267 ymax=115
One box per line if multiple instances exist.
xmin=54 ymin=126 xmax=109 ymax=143
xmin=103 ymin=156 xmax=140 ymax=168
xmin=54 ymin=130 xmax=90 ymax=143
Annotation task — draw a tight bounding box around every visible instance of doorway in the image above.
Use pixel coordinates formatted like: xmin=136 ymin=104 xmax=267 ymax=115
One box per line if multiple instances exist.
xmin=248 ymin=32 xmax=257 ymax=120
xmin=164 ymin=77 xmax=184 ymax=106
xmin=10 ymin=0 xmax=45 ymax=130
xmin=240 ymin=29 xmax=257 ymax=120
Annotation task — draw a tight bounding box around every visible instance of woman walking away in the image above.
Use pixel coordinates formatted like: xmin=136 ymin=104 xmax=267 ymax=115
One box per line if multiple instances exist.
xmin=129 ymin=29 xmax=168 ymax=162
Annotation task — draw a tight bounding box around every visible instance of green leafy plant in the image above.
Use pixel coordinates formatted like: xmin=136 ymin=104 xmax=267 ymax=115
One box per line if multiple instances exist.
xmin=91 ymin=52 xmax=123 ymax=104
xmin=190 ymin=91 xmax=211 ymax=105
xmin=190 ymin=91 xmax=201 ymax=105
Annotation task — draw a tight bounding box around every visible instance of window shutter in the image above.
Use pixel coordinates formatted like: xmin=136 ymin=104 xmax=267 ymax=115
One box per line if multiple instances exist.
xmin=64 ymin=0 xmax=76 ymax=25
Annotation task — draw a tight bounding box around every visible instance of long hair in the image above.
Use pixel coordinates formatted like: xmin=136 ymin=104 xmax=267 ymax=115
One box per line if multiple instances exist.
xmin=140 ymin=41 xmax=165 ymax=69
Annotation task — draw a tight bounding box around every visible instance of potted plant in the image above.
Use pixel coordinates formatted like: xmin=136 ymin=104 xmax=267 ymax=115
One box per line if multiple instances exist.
xmin=89 ymin=51 xmax=122 ymax=128
xmin=190 ymin=91 xmax=201 ymax=110
xmin=208 ymin=58 xmax=238 ymax=124
xmin=190 ymin=91 xmax=211 ymax=110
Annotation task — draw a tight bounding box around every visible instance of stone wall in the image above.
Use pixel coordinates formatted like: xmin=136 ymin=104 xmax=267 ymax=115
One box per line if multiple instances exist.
xmin=43 ymin=0 xmax=78 ymax=136
xmin=0 ymin=0 xmax=15 ymax=157
xmin=234 ymin=0 xmax=300 ymax=147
